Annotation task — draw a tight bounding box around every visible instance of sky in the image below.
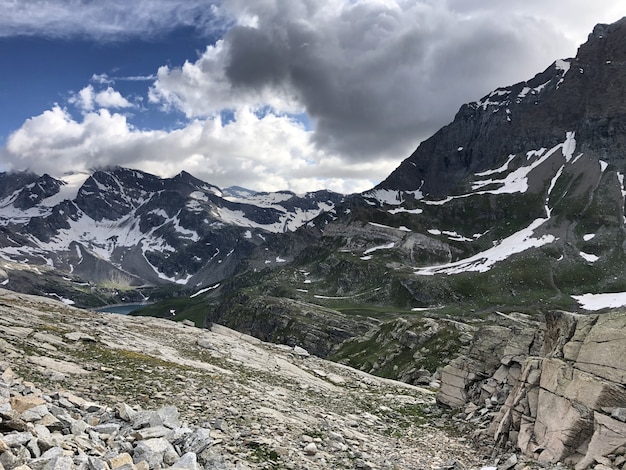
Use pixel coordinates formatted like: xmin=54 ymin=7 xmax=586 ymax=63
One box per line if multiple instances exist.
xmin=1 ymin=1 xmax=626 ymax=194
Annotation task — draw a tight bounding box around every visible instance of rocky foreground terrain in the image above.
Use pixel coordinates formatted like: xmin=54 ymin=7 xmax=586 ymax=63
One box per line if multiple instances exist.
xmin=0 ymin=288 xmax=495 ymax=470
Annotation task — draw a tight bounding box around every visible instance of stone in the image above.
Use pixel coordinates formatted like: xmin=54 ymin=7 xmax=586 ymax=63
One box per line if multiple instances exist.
xmin=157 ymin=406 xmax=180 ymax=429
xmin=437 ymin=356 xmax=483 ymax=408
xmin=45 ymin=456 xmax=74 ymax=470
xmin=64 ymin=332 xmax=96 ymax=342
xmin=0 ymin=403 xmax=14 ymax=420
xmin=115 ymin=403 xmax=136 ymax=422
xmin=196 ymin=338 xmax=212 ymax=350
xmin=170 ymin=452 xmax=200 ymax=470
xmin=613 ymin=408 xmax=626 ymax=423
xmin=132 ymin=438 xmax=176 ymax=469
xmin=88 ymin=456 xmax=111 ymax=470
xmin=497 ymin=454 xmax=517 ymax=470
xmin=574 ymin=313 xmax=626 ymax=384
xmin=575 ymin=413 xmax=626 ymax=470
xmin=39 ymin=447 xmax=66 ymax=461
xmin=10 ymin=396 xmax=46 ymax=414
xmin=303 ymin=443 xmax=317 ymax=455
xmin=108 ymin=453 xmax=134 ymax=469
xmin=133 ymin=426 xmax=170 ymax=440
xmin=2 ymin=432 xmax=33 ymax=448
xmin=540 ymin=358 xmax=626 ymax=410
xmin=293 ymin=346 xmax=310 ymax=357
xmin=178 ymin=428 xmax=212 ymax=455
xmin=82 ymin=402 xmax=105 ymax=413
xmin=534 ymin=388 xmax=593 ymax=463
xmin=21 ymin=405 xmax=50 ymax=422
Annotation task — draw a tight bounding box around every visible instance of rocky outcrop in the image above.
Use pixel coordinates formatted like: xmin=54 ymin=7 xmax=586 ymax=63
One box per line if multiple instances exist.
xmin=332 ymin=316 xmax=473 ymax=386
xmin=437 ymin=315 xmax=543 ymax=409
xmin=209 ymin=293 xmax=376 ymax=357
xmin=437 ymin=310 xmax=626 ymax=469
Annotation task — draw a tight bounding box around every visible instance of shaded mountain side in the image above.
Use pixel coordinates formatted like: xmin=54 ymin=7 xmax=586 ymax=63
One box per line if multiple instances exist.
xmin=378 ymin=18 xmax=626 ymax=197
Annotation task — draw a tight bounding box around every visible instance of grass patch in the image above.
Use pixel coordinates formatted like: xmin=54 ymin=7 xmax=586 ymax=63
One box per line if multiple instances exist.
xmin=132 ymin=297 xmax=210 ymax=327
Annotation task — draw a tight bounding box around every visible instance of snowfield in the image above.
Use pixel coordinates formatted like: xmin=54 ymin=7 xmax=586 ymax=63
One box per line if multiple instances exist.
xmin=573 ymin=292 xmax=626 ymax=311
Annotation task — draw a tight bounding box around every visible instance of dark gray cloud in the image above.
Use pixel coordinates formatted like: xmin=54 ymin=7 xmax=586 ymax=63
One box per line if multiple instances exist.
xmin=207 ymin=1 xmax=574 ymax=161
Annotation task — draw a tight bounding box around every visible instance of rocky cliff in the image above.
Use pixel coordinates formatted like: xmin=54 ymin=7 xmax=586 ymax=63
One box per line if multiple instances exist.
xmin=378 ymin=18 xmax=626 ymax=198
xmin=437 ymin=310 xmax=626 ymax=469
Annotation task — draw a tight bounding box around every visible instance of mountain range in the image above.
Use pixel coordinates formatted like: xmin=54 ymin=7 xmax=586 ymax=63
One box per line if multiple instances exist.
xmin=2 ymin=19 xmax=626 ymax=469
xmin=2 ymin=18 xmax=626 ymax=317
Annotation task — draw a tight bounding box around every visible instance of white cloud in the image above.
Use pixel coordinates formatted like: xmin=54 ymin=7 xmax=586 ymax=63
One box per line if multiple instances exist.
xmin=91 ymin=73 xmax=113 ymax=85
xmin=148 ymin=0 xmax=626 ymax=165
xmin=2 ymin=105 xmax=381 ymax=194
xmin=0 ymin=0 xmax=226 ymax=40
xmin=74 ymin=87 xmax=94 ymax=111
xmin=95 ymin=87 xmax=133 ymax=109
xmin=70 ymin=85 xmax=134 ymax=112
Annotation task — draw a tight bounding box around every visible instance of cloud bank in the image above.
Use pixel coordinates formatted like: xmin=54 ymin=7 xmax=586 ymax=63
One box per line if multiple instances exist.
xmin=3 ymin=0 xmax=626 ymax=193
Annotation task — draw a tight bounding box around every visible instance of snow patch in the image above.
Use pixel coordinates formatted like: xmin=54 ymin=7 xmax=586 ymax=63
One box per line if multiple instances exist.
xmin=364 ymin=242 xmax=395 ymax=255
xmin=189 ymin=191 xmax=209 ymax=202
xmin=562 ymin=132 xmax=576 ymax=162
xmin=583 ymin=234 xmax=595 ymax=241
xmin=474 ymin=155 xmax=516 ymax=177
xmin=415 ymin=217 xmax=555 ymax=275
xmin=573 ymin=292 xmax=626 ymax=311
xmin=46 ymin=292 xmax=75 ymax=305
xmin=190 ymin=283 xmax=220 ymax=298
xmin=579 ymin=251 xmax=599 ymax=263
xmin=364 ymin=187 xmax=424 ymax=206
xmin=555 ymin=59 xmax=571 ymax=74
xmin=471 ymin=134 xmax=574 ymax=195
xmin=368 ymin=222 xmax=410 ymax=231
xmin=388 ymin=207 xmax=423 ymax=215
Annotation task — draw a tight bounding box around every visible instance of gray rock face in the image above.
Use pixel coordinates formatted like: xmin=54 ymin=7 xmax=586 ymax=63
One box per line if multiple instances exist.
xmin=437 ymin=310 xmax=626 ymax=469
xmin=378 ymin=17 xmax=626 ymax=197
xmin=210 ymin=293 xmax=376 ymax=357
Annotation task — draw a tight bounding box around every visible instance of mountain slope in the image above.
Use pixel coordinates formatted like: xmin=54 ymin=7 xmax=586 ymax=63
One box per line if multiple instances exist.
xmin=378 ymin=18 xmax=626 ymax=197
xmin=291 ymin=18 xmax=626 ymax=312
xmin=0 ymin=167 xmax=346 ymax=294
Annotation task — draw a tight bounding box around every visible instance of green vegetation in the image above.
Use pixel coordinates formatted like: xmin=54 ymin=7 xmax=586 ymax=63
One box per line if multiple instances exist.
xmin=131 ymin=297 xmax=209 ymax=327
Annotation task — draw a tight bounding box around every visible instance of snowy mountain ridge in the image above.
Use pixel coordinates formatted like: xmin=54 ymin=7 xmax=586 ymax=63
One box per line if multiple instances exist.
xmin=0 ymin=167 xmax=346 ymax=288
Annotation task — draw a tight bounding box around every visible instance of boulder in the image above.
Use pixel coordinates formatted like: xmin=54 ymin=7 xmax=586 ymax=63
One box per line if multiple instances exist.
xmin=575 ymin=413 xmax=626 ymax=470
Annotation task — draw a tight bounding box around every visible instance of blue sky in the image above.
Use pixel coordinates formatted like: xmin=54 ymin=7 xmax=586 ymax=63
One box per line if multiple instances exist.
xmin=2 ymin=0 xmax=626 ymax=193
xmin=0 ymin=28 xmax=209 ymax=140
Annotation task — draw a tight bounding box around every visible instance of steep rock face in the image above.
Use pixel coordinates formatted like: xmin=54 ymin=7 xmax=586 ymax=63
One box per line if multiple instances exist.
xmin=208 ymin=293 xmax=376 ymax=357
xmin=437 ymin=311 xmax=626 ymax=469
xmin=378 ymin=18 xmax=626 ymax=197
